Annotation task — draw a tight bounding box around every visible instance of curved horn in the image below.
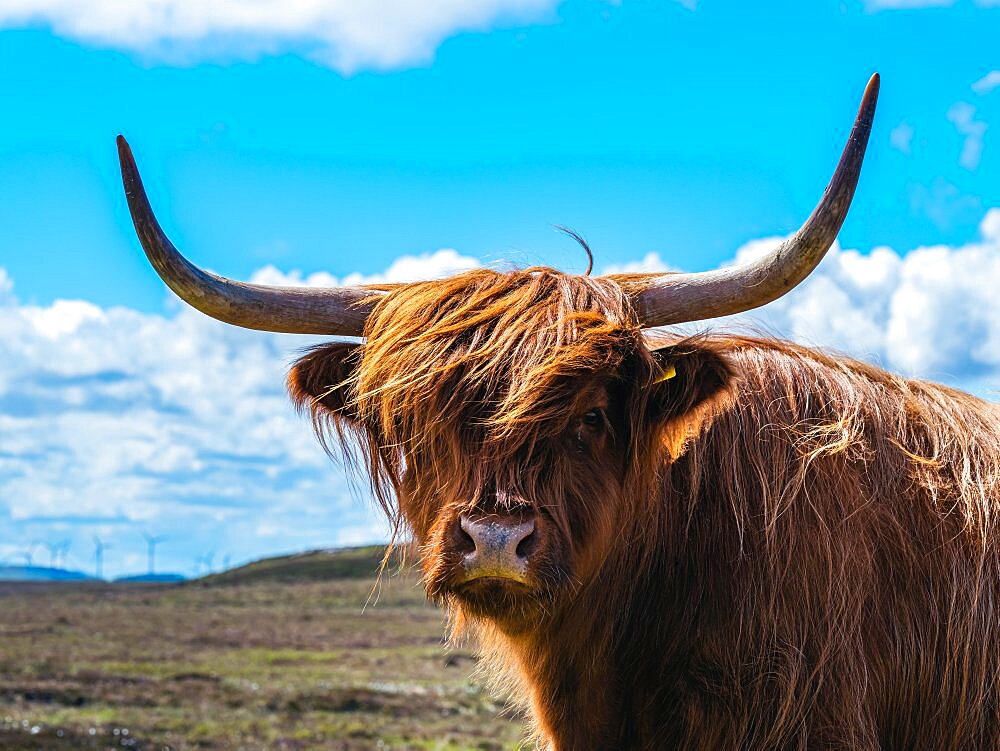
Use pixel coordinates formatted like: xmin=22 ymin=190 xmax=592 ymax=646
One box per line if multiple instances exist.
xmin=618 ymin=73 xmax=879 ymax=328
xmin=117 ymin=136 xmax=378 ymax=336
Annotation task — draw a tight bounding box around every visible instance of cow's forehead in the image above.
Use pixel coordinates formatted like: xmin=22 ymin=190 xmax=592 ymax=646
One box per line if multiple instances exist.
xmin=347 ymin=269 xmax=646 ymax=457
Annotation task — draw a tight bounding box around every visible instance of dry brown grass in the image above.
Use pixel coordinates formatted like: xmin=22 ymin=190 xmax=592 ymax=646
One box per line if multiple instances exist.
xmin=0 ymin=564 xmax=525 ymax=750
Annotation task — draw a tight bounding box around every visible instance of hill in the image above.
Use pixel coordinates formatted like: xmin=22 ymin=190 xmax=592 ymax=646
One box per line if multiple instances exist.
xmin=114 ymin=572 xmax=186 ymax=583
xmin=0 ymin=546 xmax=403 ymax=587
xmin=0 ymin=565 xmax=96 ymax=582
xmin=195 ymin=544 xmax=403 ymax=585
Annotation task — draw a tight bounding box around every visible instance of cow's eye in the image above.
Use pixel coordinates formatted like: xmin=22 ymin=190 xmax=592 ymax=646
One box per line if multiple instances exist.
xmin=575 ymin=409 xmax=607 ymax=452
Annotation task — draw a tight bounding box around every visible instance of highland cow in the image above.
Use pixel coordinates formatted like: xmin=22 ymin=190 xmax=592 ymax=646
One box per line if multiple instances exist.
xmin=116 ymin=74 xmax=1000 ymax=749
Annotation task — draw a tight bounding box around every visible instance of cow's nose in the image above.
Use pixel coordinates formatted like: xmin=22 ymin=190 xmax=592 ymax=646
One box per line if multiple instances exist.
xmin=457 ymin=513 xmax=536 ymax=581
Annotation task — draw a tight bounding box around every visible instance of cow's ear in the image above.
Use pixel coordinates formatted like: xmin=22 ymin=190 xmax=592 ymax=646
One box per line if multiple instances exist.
xmin=288 ymin=342 xmax=362 ymax=422
xmin=645 ymin=341 xmax=734 ymax=455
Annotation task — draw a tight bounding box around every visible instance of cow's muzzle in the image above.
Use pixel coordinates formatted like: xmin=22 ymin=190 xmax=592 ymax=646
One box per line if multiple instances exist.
xmin=455 ymin=512 xmax=537 ymax=585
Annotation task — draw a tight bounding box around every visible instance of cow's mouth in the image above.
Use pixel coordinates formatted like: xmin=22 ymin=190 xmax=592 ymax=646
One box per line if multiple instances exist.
xmin=456 ymin=567 xmax=532 ymax=587
xmin=446 ymin=576 xmax=538 ymax=621
xmin=454 ymin=574 xmax=531 ymax=592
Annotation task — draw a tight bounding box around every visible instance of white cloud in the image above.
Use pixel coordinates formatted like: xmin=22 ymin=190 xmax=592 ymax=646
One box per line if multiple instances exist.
xmin=0 ymin=249 xmax=477 ymax=577
xmin=22 ymin=299 xmax=105 ymax=339
xmin=890 ymin=121 xmax=914 ymax=154
xmin=249 ymin=248 xmax=480 ymax=287
xmin=947 ymin=102 xmax=988 ymax=170
xmin=601 ymin=251 xmax=674 ymax=275
xmin=973 ymin=71 xmax=1000 ymax=96
xmin=0 ymin=0 xmax=561 ymax=73
xmin=0 ymin=0 xmax=704 ymax=72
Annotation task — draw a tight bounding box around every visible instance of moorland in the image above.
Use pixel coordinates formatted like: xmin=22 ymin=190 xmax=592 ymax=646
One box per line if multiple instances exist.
xmin=0 ymin=546 xmax=525 ymax=749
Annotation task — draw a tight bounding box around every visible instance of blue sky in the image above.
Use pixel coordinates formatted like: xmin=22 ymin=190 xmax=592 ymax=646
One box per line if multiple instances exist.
xmin=0 ymin=0 xmax=997 ymax=577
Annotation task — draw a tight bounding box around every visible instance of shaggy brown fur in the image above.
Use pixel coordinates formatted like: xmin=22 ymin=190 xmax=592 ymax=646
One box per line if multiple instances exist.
xmin=289 ymin=267 xmax=1000 ymax=750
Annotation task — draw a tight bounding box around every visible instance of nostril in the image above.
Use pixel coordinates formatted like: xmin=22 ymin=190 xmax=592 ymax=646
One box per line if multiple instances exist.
xmin=515 ymin=528 xmax=537 ymax=561
xmin=453 ymin=517 xmax=477 ymax=555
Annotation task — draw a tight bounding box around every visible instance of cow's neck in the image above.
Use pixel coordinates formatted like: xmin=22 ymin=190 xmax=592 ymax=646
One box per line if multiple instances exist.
xmin=507 ymin=612 xmax=620 ymax=749
xmin=504 ymin=547 xmax=685 ymax=749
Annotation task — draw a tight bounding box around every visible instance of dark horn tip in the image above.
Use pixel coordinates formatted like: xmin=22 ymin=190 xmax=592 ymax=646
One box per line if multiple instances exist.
xmin=116 ymin=136 xmax=139 ymax=186
xmin=116 ymin=134 xmax=131 ymax=159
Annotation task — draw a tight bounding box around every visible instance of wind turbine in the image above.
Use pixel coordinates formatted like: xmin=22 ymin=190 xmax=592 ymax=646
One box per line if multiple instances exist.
xmin=44 ymin=540 xmax=70 ymax=569
xmin=93 ymin=536 xmax=112 ymax=580
xmin=45 ymin=540 xmax=73 ymax=568
xmin=195 ymin=550 xmax=215 ymax=575
xmin=141 ymin=533 xmax=167 ymax=575
xmin=20 ymin=541 xmax=39 ymax=567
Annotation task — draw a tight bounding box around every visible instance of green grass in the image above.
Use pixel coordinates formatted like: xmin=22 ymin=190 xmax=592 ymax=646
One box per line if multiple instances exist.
xmin=0 ymin=550 xmax=526 ymax=749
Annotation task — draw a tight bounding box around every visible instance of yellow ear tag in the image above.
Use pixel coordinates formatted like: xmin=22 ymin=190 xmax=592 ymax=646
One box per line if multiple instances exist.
xmin=654 ymin=363 xmax=677 ymax=383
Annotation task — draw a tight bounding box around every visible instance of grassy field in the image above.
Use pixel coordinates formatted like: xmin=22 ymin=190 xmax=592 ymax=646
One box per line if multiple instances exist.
xmin=0 ymin=548 xmax=527 ymax=749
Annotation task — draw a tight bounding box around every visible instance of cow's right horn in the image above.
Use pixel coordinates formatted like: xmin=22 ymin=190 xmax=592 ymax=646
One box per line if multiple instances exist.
xmin=117 ymin=136 xmax=380 ymax=336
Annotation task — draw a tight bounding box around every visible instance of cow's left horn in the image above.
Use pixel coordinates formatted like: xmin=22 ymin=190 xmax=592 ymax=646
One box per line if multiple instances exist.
xmin=619 ymin=73 xmax=879 ymax=327
xmin=117 ymin=136 xmax=379 ymax=336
